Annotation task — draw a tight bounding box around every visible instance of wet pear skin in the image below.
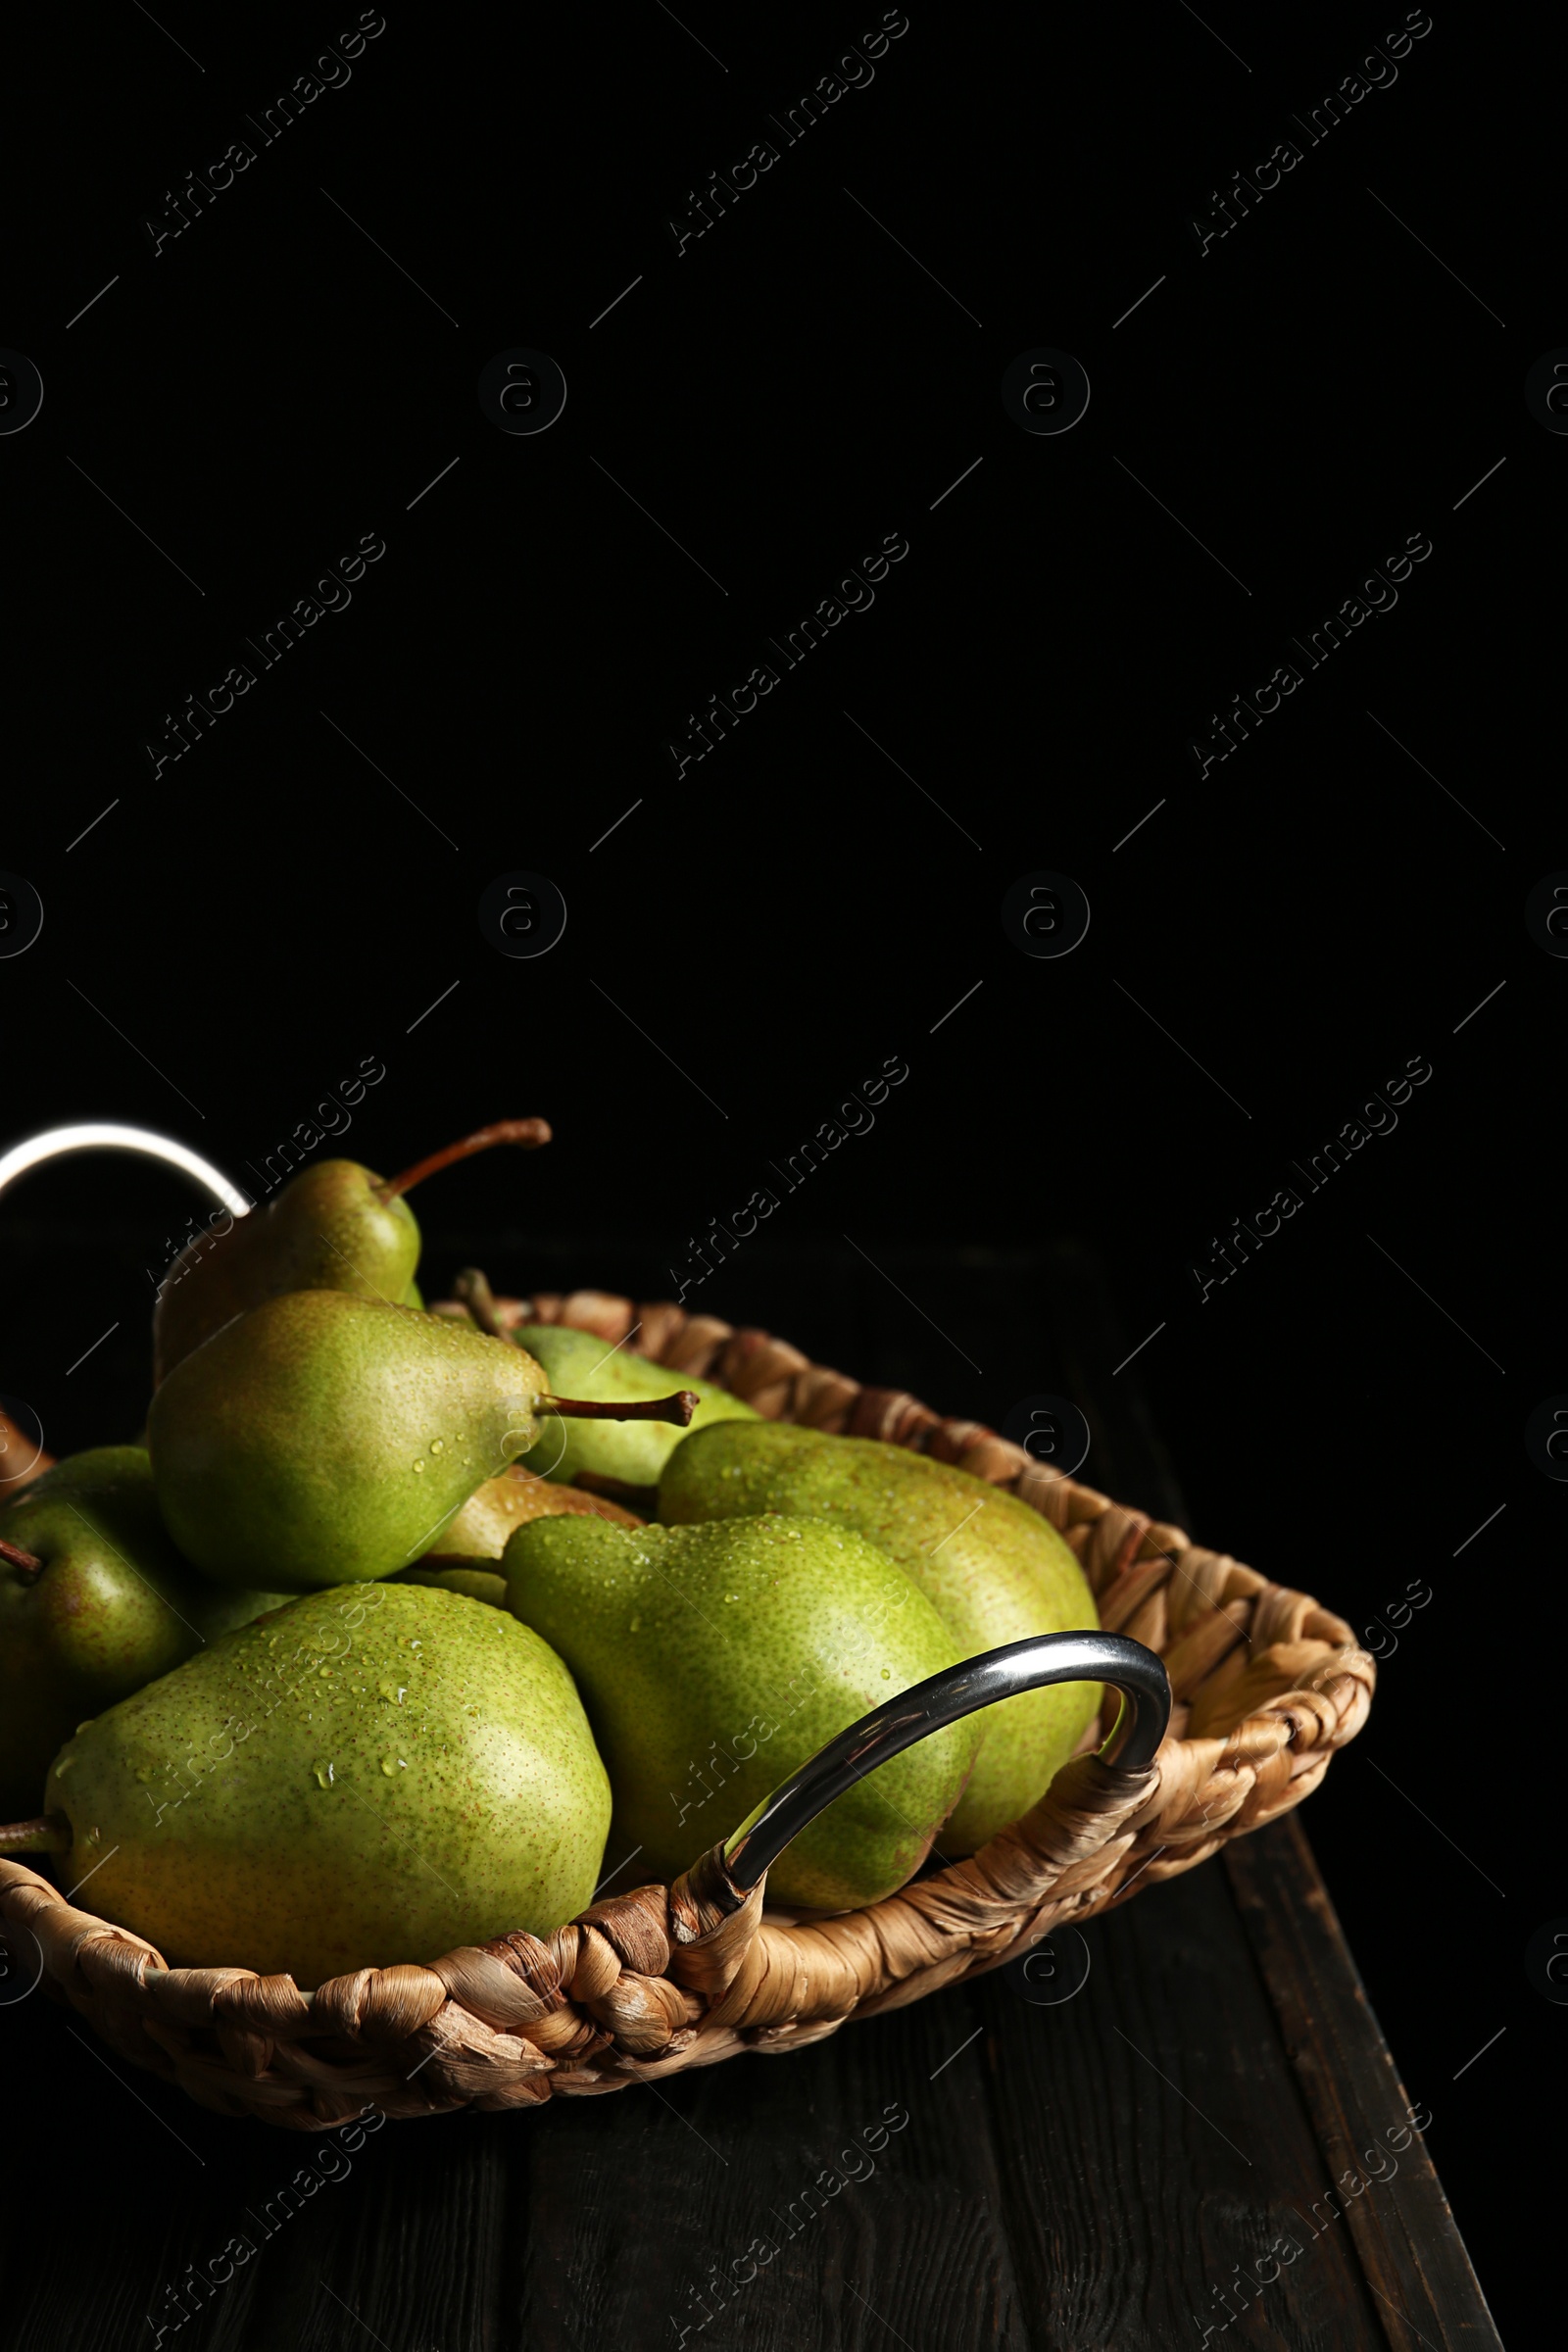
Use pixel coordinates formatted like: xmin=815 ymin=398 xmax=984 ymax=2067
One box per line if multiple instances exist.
xmin=0 ymin=1447 xmax=288 ymax=1817
xmin=43 ymin=1582 xmax=610 ymax=1986
xmin=660 ymin=1423 xmax=1102 ymax=1850
xmin=391 ymin=1474 xmax=644 ymax=1609
xmin=429 ymin=1468 xmax=644 ymax=1556
xmin=153 ymin=1157 xmax=421 ymax=1386
xmin=504 ymin=1513 xmax=979 ymax=1913
xmin=147 ymin=1292 xmax=548 ymax=1591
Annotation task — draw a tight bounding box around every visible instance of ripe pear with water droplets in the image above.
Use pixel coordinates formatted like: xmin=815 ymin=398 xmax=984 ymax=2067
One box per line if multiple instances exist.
xmin=0 ymin=1447 xmax=287 ymax=1817
xmin=152 ymin=1120 xmax=549 ymax=1385
xmin=25 ymin=1582 xmax=610 ymax=1985
xmin=503 ymin=1512 xmax=979 ymax=1911
xmin=660 ymin=1422 xmax=1101 ymax=1850
xmin=148 ymin=1292 xmax=555 ymax=1591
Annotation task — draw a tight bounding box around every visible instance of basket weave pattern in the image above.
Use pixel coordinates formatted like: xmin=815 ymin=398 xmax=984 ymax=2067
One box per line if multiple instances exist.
xmin=0 ymin=1292 xmax=1374 ymax=2130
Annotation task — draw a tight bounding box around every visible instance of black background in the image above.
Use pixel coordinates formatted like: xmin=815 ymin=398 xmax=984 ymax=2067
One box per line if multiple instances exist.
xmin=0 ymin=2 xmax=1549 ymax=2337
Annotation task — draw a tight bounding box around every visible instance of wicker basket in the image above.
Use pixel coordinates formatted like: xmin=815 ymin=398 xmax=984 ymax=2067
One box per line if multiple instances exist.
xmin=0 ymin=1288 xmax=1374 ymax=2131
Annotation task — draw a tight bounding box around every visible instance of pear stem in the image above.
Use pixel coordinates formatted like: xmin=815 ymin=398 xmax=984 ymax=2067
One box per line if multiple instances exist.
xmin=375 ymin=1119 xmax=553 ymax=1206
xmin=452 ymin=1267 xmax=695 ymax=1424
xmin=453 ymin=1266 xmax=505 ymax=1337
xmin=0 ymin=1813 xmax=70 ymax=1854
xmin=541 ymin=1391 xmax=699 ymax=1427
xmin=0 ymin=1538 xmax=42 ymax=1582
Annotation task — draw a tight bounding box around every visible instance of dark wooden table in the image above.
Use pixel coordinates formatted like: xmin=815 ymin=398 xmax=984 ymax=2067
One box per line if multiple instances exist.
xmin=0 ymin=1236 xmax=1503 ymax=2350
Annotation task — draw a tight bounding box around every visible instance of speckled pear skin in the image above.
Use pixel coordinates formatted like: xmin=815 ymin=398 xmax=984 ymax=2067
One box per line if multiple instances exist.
xmin=153 ymin=1158 xmax=421 ymax=1386
xmin=503 ymin=1514 xmax=979 ymax=1913
xmin=148 ymin=1292 xmax=549 ymax=1591
xmin=659 ymin=1423 xmax=1102 ymax=1852
xmin=394 ymin=1564 xmax=509 ymax=1607
xmin=514 ymin=1324 xmax=759 ymax=1490
xmin=424 ymin=1468 xmax=645 ymax=1559
xmin=42 ymin=1582 xmax=611 ymax=1986
xmin=388 ymin=1473 xmax=643 ymax=1610
xmin=0 ymin=1448 xmax=289 ymax=1817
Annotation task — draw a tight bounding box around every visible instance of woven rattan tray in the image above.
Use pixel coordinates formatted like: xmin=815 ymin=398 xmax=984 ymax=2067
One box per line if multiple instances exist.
xmin=0 ymin=1287 xmax=1374 ymax=2130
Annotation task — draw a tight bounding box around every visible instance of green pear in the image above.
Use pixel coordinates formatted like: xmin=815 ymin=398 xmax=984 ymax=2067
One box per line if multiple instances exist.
xmin=418 ymin=1468 xmax=646 ymax=1560
xmin=148 ymin=1292 xmax=553 ymax=1591
xmin=660 ymin=1424 xmax=1101 ymax=1851
xmin=514 ymin=1323 xmax=757 ymax=1493
xmin=28 ymin=1582 xmax=609 ymax=1984
xmin=152 ymin=1120 xmax=548 ymax=1385
xmin=393 ymin=1564 xmax=509 ymax=1607
xmin=390 ymin=1472 xmax=645 ymax=1610
xmin=0 ymin=1448 xmax=288 ymax=1818
xmin=503 ymin=1513 xmax=978 ymax=1912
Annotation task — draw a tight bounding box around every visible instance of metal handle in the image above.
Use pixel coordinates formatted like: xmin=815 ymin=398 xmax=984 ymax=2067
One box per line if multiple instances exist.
xmin=721 ymin=1630 xmax=1171 ymax=1892
xmin=0 ymin=1124 xmax=249 ymax=1215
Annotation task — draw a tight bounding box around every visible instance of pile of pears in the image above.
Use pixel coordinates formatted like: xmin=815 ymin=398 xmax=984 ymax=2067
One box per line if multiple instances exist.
xmin=1 ymin=1122 xmax=1101 ymax=1992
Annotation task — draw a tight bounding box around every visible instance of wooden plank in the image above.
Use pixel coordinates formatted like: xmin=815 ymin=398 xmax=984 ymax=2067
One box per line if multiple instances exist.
xmin=0 ymin=1840 xmax=1497 ymax=2352
xmin=0 ymin=1987 xmax=513 ymax=2352
xmin=1224 ymin=1818 xmax=1504 ymax=2352
xmin=0 ymin=1994 xmax=268 ymax=2352
xmin=1006 ymin=1241 xmax=1501 ymax=2349
xmin=517 ymin=1983 xmax=1028 ymax=2350
xmin=971 ymin=1852 xmax=1391 ymax=2349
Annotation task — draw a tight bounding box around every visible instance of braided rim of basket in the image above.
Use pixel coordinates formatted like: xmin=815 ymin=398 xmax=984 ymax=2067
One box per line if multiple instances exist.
xmin=0 ymin=1289 xmax=1374 ymax=2131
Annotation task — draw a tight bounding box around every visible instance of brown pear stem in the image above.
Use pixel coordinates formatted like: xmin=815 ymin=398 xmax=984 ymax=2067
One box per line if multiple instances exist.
xmin=0 ymin=1814 xmax=71 ymax=1854
xmin=541 ymin=1391 xmax=699 ymax=1427
xmin=0 ymin=1538 xmax=43 ymax=1582
xmin=453 ymin=1270 xmax=694 ymax=1425
xmin=453 ymin=1266 xmax=505 ymax=1337
xmin=374 ymin=1119 xmax=553 ymax=1206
